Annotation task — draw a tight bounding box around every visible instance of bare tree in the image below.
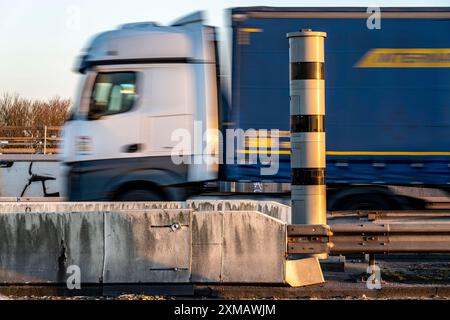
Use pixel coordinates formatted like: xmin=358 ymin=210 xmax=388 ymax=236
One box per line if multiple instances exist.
xmin=0 ymin=93 xmax=71 ymax=153
xmin=0 ymin=93 xmax=70 ymax=128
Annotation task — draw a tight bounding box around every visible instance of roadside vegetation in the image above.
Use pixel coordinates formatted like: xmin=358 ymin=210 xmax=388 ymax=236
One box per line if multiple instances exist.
xmin=0 ymin=93 xmax=71 ymax=130
xmin=0 ymin=93 xmax=71 ymax=153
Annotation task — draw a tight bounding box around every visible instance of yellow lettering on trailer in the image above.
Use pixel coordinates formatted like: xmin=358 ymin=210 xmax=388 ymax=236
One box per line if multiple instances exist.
xmin=356 ymin=48 xmax=450 ymax=68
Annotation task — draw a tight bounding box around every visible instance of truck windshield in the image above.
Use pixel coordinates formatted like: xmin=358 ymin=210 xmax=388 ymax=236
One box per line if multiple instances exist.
xmin=88 ymin=72 xmax=137 ymax=119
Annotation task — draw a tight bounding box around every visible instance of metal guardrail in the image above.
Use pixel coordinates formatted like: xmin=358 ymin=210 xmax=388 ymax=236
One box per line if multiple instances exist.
xmin=0 ymin=126 xmax=62 ymax=154
xmin=288 ymin=223 xmax=450 ymax=254
xmin=329 ymin=210 xmax=450 ymax=221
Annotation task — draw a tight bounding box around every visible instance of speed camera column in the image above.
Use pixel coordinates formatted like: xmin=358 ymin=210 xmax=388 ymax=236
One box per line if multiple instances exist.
xmin=287 ymin=29 xmax=327 ymax=226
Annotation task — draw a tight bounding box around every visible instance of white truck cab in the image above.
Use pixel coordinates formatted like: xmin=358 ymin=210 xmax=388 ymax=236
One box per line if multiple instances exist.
xmin=61 ymin=12 xmax=219 ymax=201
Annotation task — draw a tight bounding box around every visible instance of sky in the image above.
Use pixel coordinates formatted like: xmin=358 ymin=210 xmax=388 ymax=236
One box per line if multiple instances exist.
xmin=0 ymin=0 xmax=449 ymax=100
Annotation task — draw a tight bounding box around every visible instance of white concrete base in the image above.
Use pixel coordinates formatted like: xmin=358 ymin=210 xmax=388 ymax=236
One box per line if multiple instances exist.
xmin=285 ymin=258 xmax=325 ymax=287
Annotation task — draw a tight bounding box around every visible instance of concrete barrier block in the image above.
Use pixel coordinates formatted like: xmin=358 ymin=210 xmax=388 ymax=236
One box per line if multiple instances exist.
xmin=103 ymin=209 xmax=192 ymax=283
xmin=0 ymin=202 xmax=185 ymax=214
xmin=0 ymin=211 xmax=104 ymax=284
xmin=0 ymin=203 xmax=290 ymax=285
xmin=188 ymin=200 xmax=291 ymax=223
xmin=63 ymin=212 xmax=105 ymax=283
xmin=255 ymin=201 xmax=291 ymax=224
xmin=0 ymin=212 xmax=64 ymax=283
xmin=190 ymin=210 xmax=286 ymax=283
xmin=221 ymin=211 xmax=286 ymax=283
xmin=191 ymin=212 xmax=223 ymax=282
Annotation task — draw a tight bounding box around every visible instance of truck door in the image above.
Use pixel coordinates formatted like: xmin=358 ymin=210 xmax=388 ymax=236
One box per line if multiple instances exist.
xmin=79 ymin=69 xmax=143 ymax=160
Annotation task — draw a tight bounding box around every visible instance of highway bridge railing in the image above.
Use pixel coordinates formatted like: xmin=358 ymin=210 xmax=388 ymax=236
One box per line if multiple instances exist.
xmin=0 ymin=126 xmax=62 ymax=154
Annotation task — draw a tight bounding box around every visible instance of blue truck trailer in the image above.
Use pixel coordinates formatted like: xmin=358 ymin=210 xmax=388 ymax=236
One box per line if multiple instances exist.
xmin=62 ymin=7 xmax=450 ymax=209
xmin=221 ymin=7 xmax=450 ymax=209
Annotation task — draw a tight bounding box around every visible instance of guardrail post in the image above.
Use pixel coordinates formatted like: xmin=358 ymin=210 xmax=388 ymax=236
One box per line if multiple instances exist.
xmin=287 ymin=29 xmax=327 ymax=226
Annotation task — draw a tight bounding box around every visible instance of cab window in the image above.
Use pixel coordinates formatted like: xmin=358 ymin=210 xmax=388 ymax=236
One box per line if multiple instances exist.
xmin=88 ymin=72 xmax=137 ymax=119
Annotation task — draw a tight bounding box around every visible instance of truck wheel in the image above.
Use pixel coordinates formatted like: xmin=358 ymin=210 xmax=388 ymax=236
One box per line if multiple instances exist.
xmin=116 ymin=188 xmax=164 ymax=201
xmin=339 ymin=194 xmax=391 ymax=210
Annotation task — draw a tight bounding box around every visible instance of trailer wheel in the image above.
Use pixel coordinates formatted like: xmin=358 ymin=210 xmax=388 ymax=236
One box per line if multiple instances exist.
xmin=337 ymin=194 xmax=392 ymax=210
xmin=116 ymin=188 xmax=164 ymax=201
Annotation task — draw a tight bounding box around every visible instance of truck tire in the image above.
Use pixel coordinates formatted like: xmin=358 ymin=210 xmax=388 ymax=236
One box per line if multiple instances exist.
xmin=338 ymin=194 xmax=391 ymax=210
xmin=116 ymin=188 xmax=164 ymax=201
